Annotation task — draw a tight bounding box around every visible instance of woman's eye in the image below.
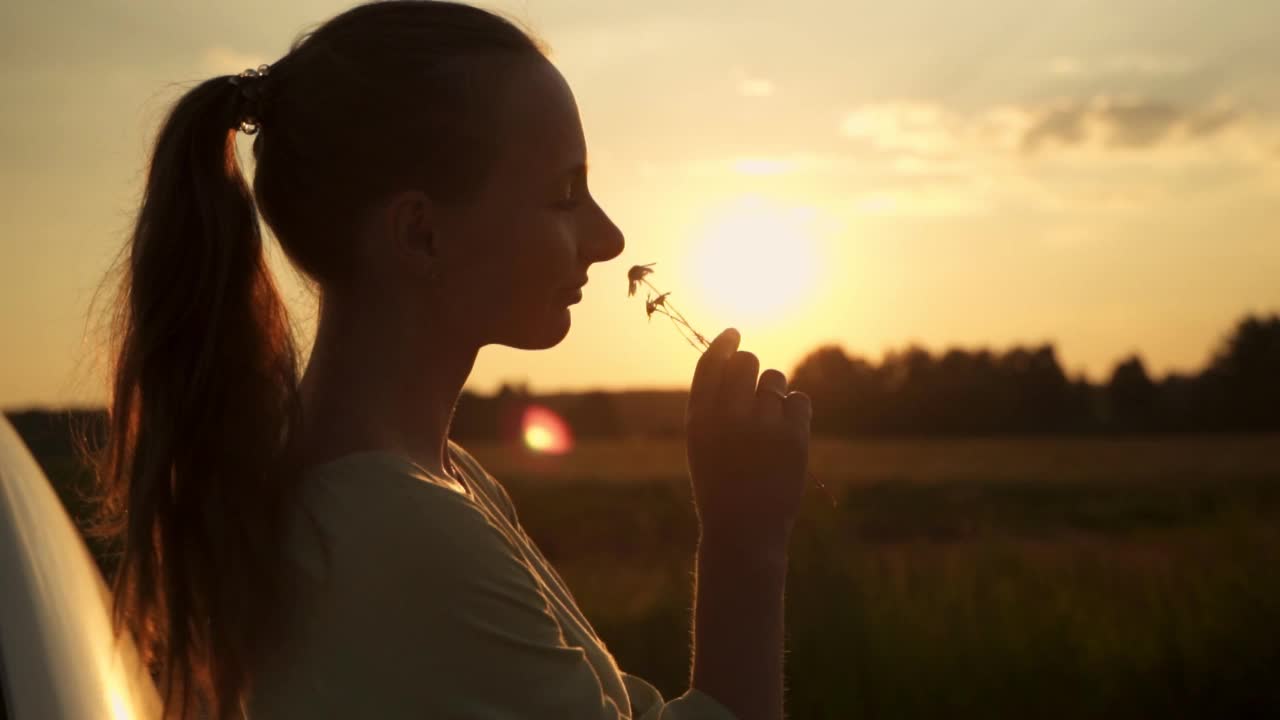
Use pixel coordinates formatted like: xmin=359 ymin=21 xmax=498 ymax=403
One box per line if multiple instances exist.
xmin=558 ymin=179 xmax=584 ymax=208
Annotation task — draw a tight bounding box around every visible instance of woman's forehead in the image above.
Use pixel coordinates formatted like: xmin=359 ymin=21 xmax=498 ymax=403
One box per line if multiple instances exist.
xmin=495 ymin=60 xmax=586 ymax=171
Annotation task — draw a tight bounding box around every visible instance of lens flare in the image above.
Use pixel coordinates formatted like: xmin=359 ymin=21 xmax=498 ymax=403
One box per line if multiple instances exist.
xmin=521 ymin=404 xmax=573 ymax=455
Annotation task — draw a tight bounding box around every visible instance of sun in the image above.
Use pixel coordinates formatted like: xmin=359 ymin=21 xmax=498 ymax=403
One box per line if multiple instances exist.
xmin=685 ymin=196 xmax=823 ymax=324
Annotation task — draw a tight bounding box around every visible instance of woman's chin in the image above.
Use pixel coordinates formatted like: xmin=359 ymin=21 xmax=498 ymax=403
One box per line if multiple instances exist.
xmin=504 ymin=307 xmax=572 ymax=350
xmin=540 ymin=307 xmax=573 ymax=347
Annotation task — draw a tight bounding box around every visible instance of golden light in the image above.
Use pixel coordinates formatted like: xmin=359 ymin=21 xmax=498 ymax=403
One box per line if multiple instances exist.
xmin=686 ymin=196 xmax=823 ymax=323
xmin=521 ymin=404 xmax=574 ymax=455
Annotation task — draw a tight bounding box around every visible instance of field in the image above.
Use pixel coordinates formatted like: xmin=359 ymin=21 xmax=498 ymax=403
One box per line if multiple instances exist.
xmin=24 ymin=430 xmax=1280 ymax=719
xmin=469 ymin=435 xmax=1280 ymax=719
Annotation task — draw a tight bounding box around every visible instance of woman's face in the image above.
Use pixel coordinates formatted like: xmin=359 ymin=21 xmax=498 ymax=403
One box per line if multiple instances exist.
xmin=430 ymin=58 xmax=625 ymax=351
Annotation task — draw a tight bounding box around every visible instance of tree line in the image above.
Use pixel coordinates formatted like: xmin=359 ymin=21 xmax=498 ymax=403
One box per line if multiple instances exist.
xmin=787 ymin=313 xmax=1280 ymax=435
xmin=6 ymin=314 xmax=1278 ymax=447
xmin=445 ymin=312 xmax=1280 ymax=439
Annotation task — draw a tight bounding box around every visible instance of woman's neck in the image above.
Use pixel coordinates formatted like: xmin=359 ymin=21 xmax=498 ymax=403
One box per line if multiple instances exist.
xmin=296 ymin=295 xmax=477 ymax=480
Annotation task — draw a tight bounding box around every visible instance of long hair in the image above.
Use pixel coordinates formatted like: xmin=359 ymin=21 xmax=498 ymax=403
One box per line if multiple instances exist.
xmin=87 ymin=3 xmax=544 ymax=717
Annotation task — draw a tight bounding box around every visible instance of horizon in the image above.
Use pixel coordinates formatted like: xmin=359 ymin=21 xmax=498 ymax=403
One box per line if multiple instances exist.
xmin=4 ymin=309 xmax=1271 ymax=415
xmin=2 ymin=0 xmax=1278 ymax=407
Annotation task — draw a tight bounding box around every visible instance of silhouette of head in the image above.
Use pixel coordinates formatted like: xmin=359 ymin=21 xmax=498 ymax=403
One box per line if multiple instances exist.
xmin=252 ymin=1 xmax=625 ymax=350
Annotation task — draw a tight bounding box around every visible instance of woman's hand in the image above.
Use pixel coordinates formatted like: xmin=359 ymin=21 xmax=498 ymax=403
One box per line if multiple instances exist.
xmin=686 ymin=328 xmax=812 ymax=553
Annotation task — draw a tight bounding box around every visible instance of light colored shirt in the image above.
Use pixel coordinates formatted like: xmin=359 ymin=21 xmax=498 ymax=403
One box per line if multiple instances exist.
xmin=245 ymin=440 xmax=736 ymax=719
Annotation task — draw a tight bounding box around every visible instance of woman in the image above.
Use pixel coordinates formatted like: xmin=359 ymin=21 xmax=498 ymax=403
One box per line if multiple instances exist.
xmin=92 ymin=2 xmax=812 ymax=718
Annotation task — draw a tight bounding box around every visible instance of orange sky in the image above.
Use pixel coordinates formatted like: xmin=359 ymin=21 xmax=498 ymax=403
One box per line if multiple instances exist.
xmin=2 ymin=0 xmax=1278 ymax=408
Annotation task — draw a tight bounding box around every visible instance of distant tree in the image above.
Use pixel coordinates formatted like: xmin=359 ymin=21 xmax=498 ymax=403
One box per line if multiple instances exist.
xmin=792 ymin=342 xmax=1080 ymax=434
xmin=494 ymin=383 xmax=533 ymax=444
xmin=1001 ymin=345 xmax=1072 ymax=432
xmin=451 ymin=390 xmax=499 ymax=441
xmin=1155 ymin=373 xmax=1202 ymax=432
xmin=880 ymin=346 xmax=934 ymax=432
xmin=791 ymin=345 xmax=861 ymax=435
xmin=1107 ymin=355 xmax=1158 ymax=431
xmin=5 ymin=409 xmax=106 ymax=469
xmin=1203 ymin=314 xmax=1280 ymax=430
xmin=1065 ymin=375 xmax=1103 ymax=433
xmin=566 ymin=391 xmax=622 ymax=439
xmin=839 ymin=355 xmax=888 ymax=433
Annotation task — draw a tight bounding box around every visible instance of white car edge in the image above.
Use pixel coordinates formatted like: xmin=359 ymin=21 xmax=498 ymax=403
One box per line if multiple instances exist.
xmin=0 ymin=416 xmax=160 ymax=719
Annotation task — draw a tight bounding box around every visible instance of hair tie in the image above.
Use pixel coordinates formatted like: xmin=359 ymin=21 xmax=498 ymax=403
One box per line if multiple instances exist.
xmin=228 ymin=64 xmax=271 ymax=135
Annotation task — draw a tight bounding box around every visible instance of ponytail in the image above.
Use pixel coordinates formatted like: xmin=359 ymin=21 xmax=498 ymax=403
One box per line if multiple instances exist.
xmin=90 ymin=74 xmax=302 ymax=719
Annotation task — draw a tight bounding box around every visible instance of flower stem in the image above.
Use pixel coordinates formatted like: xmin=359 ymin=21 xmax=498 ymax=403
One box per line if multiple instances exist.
xmin=630 ymin=269 xmax=837 ymax=507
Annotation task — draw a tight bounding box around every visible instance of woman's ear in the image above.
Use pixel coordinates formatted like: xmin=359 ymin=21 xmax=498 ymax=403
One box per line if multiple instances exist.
xmin=385 ymin=190 xmax=439 ymax=272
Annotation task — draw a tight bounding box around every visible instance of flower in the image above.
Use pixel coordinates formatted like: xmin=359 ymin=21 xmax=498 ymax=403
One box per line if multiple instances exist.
xmin=627 ymin=263 xmax=655 ymax=297
xmin=645 ymin=292 xmax=671 ymax=320
xmin=627 ymin=262 xmax=707 ymax=351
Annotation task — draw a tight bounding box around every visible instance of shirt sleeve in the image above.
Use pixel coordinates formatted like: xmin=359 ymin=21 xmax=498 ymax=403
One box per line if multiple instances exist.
xmin=621 ymin=674 xmax=739 ymax=720
xmin=279 ymin=474 xmax=736 ymax=720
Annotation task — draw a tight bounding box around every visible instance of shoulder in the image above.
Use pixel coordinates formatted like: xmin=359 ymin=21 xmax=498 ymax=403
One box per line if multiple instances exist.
xmin=447 ymin=439 xmax=521 ymax=524
xmin=285 ymin=453 xmax=552 ymax=660
xmin=295 ymin=452 xmax=521 ymax=582
xmin=259 ymin=455 xmax=591 ymax=718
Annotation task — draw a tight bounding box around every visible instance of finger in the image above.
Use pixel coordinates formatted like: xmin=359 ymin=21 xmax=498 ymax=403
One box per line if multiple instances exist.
xmin=782 ymin=391 xmax=813 ymax=428
xmin=753 ymin=369 xmax=788 ymax=422
xmin=721 ymin=350 xmax=760 ymax=421
xmin=689 ymin=328 xmax=740 ymax=419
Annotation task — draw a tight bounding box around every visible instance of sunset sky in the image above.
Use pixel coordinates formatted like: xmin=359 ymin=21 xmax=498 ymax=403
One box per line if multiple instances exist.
xmin=2 ymin=0 xmax=1278 ymax=408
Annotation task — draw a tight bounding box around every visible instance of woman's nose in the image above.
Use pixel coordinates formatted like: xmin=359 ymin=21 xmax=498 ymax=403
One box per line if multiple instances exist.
xmin=586 ymin=204 xmax=625 ymax=263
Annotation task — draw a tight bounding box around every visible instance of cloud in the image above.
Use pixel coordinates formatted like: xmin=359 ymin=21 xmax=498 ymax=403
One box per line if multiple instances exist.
xmin=1020 ymin=97 xmax=1244 ymax=151
xmin=732 ymin=157 xmax=793 ymax=175
xmin=840 ymin=103 xmax=956 ymax=153
xmin=677 ymin=153 xmax=841 ymax=177
xmin=551 ymin=17 xmax=716 ymax=73
xmin=731 ymin=68 xmax=775 ymax=97
xmin=1045 ymin=54 xmax=1198 ymax=77
xmin=1048 ymin=56 xmax=1085 ymax=77
xmin=840 ymin=97 xmax=1254 ymax=158
xmin=826 ymin=96 xmax=1279 ymax=218
xmin=737 ymin=77 xmax=775 ymax=97
xmin=1106 ymin=54 xmax=1198 ymax=75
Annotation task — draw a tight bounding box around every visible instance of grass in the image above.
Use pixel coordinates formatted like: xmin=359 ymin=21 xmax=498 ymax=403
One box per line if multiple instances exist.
xmin=475 ymin=435 xmax=1280 ymax=719
xmin=21 ymin=430 xmax=1280 ymax=718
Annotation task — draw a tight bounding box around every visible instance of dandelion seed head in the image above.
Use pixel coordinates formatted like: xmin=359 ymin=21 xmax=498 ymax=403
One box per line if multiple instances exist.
xmin=627 ymin=263 xmax=655 ymax=297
